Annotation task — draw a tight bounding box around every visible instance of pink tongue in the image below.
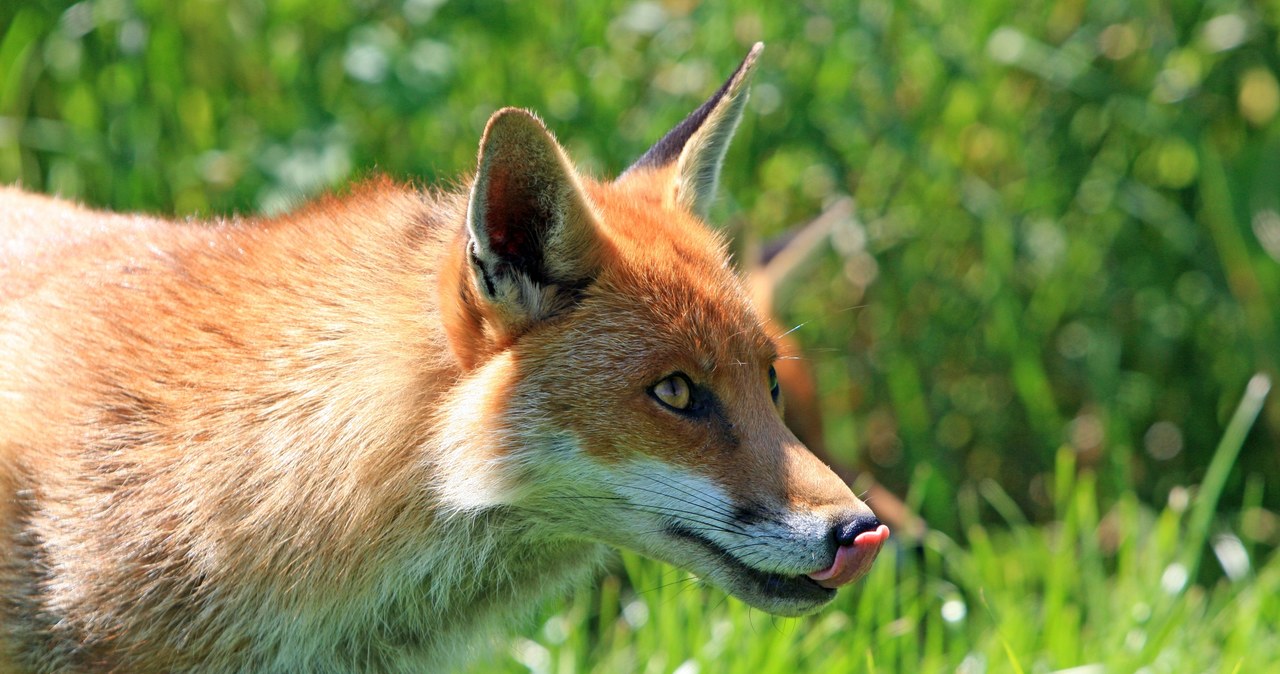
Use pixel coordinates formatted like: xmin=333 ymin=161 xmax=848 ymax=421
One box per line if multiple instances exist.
xmin=807 ymin=524 xmax=890 ymax=589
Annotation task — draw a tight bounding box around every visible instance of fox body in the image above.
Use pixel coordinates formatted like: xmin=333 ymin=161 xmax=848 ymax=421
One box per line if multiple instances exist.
xmin=0 ymin=45 xmax=886 ymax=673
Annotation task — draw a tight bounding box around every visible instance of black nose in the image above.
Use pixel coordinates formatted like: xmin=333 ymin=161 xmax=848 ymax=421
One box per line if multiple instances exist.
xmin=833 ymin=514 xmax=882 ymax=547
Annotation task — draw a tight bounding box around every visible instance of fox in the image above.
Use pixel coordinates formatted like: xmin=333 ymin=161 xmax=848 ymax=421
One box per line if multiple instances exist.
xmin=0 ymin=43 xmax=888 ymax=673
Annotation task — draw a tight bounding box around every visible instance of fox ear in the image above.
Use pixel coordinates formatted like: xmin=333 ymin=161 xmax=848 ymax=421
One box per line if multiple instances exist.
xmin=465 ymin=108 xmax=601 ymax=334
xmin=623 ymin=42 xmax=763 ymax=219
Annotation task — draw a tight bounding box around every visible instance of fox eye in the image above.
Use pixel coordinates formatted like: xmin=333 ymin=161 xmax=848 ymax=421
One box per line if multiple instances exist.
xmin=768 ymin=365 xmax=780 ymax=403
xmin=651 ymin=373 xmax=693 ymax=411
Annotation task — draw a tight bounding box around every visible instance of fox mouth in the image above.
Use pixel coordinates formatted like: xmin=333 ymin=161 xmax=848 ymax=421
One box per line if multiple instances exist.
xmin=665 ymin=523 xmax=835 ymax=606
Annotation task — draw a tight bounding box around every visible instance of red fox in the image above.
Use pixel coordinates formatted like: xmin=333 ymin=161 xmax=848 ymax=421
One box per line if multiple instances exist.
xmin=0 ymin=43 xmax=888 ymax=672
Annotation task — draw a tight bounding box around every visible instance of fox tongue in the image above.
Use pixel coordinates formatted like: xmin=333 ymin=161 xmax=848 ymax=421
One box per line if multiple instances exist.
xmin=807 ymin=524 xmax=891 ymax=589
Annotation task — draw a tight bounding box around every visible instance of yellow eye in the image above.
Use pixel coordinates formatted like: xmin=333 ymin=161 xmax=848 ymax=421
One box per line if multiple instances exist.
xmin=652 ymin=373 xmax=692 ymax=411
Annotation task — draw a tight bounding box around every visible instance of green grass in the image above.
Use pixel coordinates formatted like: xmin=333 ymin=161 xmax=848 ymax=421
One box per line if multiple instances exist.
xmin=468 ymin=376 xmax=1278 ymax=672
xmin=467 ymin=493 xmax=1280 ymax=673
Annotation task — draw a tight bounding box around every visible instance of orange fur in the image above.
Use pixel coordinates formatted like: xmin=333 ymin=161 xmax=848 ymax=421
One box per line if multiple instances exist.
xmin=1 ymin=45 xmax=885 ymax=673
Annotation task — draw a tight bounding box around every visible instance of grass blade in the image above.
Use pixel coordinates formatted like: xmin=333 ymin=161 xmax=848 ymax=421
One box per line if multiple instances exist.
xmin=1183 ymin=373 xmax=1271 ymax=578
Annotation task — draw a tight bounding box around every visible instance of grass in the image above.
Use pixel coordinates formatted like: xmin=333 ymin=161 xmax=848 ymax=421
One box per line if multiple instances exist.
xmin=465 ymin=377 xmax=1278 ymax=673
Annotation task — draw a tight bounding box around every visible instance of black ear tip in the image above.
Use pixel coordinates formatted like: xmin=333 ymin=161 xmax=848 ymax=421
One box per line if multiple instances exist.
xmin=727 ymin=42 xmax=764 ymax=88
xmin=623 ymin=44 xmax=764 ymax=176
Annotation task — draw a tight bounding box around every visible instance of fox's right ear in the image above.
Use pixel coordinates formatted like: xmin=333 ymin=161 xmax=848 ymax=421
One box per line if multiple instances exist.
xmin=621 ymin=43 xmax=763 ymax=219
xmin=456 ymin=108 xmax=602 ymax=347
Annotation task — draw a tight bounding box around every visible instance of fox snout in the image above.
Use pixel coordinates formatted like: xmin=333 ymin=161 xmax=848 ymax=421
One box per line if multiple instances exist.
xmin=574 ymin=429 xmax=885 ymax=616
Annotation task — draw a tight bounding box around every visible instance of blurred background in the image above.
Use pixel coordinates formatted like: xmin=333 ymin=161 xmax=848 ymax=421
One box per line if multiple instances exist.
xmin=3 ymin=0 xmax=1278 ymax=543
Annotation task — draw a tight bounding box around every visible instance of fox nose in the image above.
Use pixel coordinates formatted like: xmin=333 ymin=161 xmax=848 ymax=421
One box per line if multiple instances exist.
xmin=807 ymin=513 xmax=891 ymax=589
xmin=833 ymin=513 xmax=883 ymax=547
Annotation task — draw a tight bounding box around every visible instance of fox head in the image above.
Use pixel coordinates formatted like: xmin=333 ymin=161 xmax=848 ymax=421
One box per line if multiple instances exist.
xmin=435 ymin=43 xmax=887 ymax=616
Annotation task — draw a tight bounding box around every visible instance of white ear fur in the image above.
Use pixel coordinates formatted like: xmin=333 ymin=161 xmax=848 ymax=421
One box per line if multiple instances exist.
xmin=466 ymin=108 xmax=600 ymax=331
xmin=623 ymin=43 xmax=764 ymax=219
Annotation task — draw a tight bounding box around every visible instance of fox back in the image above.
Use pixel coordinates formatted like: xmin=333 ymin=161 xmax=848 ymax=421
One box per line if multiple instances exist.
xmin=0 ymin=45 xmax=887 ymax=673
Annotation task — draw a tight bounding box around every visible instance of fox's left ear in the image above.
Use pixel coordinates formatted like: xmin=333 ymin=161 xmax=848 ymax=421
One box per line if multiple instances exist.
xmin=621 ymin=42 xmax=763 ymax=219
xmin=461 ymin=108 xmax=602 ymax=340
